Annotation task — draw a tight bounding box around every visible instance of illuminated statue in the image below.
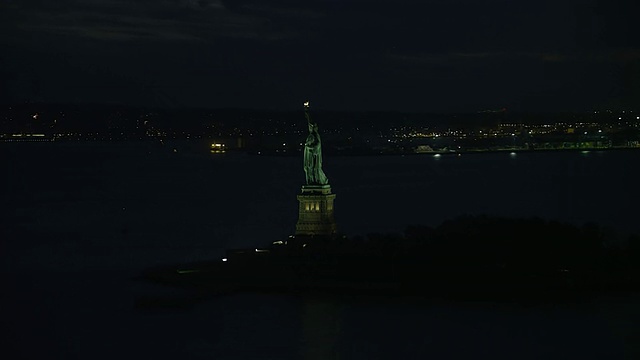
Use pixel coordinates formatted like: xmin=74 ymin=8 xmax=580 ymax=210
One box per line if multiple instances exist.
xmin=303 ymin=101 xmax=329 ymax=185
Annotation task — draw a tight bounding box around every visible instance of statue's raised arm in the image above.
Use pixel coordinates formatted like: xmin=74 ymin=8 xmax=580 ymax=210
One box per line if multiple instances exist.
xmin=303 ymin=101 xmax=315 ymax=127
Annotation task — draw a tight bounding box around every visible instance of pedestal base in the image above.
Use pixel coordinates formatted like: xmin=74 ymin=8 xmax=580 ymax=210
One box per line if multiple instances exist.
xmin=295 ymin=185 xmax=337 ymax=236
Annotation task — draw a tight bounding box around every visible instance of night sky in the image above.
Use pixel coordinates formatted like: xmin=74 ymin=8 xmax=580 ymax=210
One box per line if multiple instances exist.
xmin=1 ymin=0 xmax=639 ymax=112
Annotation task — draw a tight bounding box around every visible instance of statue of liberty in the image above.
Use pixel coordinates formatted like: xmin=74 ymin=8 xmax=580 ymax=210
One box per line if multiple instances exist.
xmin=303 ymin=101 xmax=329 ymax=185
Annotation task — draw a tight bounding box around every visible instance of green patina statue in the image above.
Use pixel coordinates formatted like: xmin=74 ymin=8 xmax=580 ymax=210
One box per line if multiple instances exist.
xmin=303 ymin=101 xmax=329 ymax=185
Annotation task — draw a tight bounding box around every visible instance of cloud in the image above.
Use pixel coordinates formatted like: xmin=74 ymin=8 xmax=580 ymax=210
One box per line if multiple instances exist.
xmin=388 ymin=49 xmax=640 ymax=69
xmin=386 ymin=52 xmax=511 ymax=66
xmin=220 ymin=0 xmax=244 ymax=11
xmin=0 ymin=0 xmax=323 ymax=43
xmin=540 ymin=54 xmax=567 ymax=63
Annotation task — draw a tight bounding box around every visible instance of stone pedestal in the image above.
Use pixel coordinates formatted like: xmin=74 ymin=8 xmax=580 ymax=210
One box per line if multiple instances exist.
xmin=295 ymin=185 xmax=337 ymax=236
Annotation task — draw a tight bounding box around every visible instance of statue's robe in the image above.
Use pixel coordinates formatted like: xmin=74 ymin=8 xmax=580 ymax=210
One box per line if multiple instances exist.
xmin=304 ymin=130 xmax=328 ymax=185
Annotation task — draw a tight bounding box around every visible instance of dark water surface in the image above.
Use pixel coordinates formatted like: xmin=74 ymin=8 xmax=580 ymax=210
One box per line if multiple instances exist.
xmin=2 ymin=143 xmax=639 ymax=359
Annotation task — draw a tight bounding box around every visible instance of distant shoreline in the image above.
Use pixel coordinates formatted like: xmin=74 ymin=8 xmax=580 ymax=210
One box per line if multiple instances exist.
xmin=255 ymin=145 xmax=640 ymax=157
xmin=2 ymin=139 xmax=639 ymax=158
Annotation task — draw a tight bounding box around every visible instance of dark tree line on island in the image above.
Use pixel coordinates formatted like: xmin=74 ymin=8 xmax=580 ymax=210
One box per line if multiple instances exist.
xmin=142 ymin=216 xmax=640 ymax=301
xmin=289 ymin=215 xmax=640 ymax=295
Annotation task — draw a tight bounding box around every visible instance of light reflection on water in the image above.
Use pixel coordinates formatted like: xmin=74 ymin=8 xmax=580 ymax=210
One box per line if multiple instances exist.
xmin=5 ymin=270 xmax=636 ymax=359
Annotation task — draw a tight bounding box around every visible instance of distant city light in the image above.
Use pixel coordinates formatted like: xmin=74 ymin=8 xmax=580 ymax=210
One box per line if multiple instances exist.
xmin=211 ymin=143 xmax=226 ymax=154
xmin=176 ymin=269 xmax=200 ymax=274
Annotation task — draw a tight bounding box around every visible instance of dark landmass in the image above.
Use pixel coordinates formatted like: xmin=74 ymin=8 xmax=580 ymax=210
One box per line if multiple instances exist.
xmin=139 ymin=216 xmax=640 ymax=307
